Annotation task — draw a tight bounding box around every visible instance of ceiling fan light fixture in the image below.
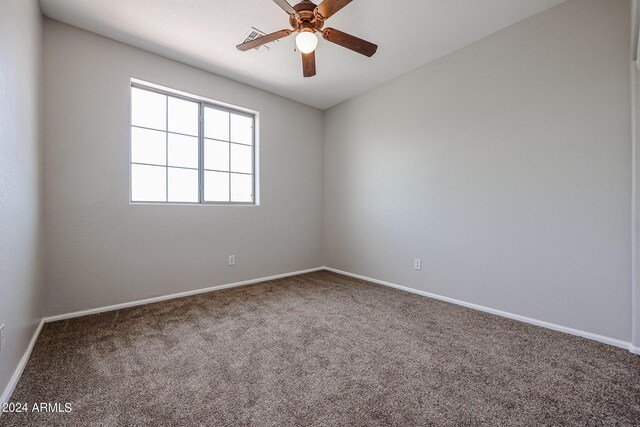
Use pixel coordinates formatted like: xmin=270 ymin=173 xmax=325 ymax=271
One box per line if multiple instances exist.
xmin=236 ymin=0 xmax=377 ymax=77
xmin=295 ymin=31 xmax=318 ymax=54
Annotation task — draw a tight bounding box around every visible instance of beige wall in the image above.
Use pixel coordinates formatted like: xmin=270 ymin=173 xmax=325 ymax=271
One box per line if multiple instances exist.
xmin=42 ymin=20 xmax=324 ymax=316
xmin=323 ymin=0 xmax=632 ymax=341
xmin=0 ymin=0 xmax=43 ymax=401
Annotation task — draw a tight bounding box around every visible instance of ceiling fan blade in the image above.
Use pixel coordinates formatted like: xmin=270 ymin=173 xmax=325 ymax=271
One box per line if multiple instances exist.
xmin=273 ymin=0 xmax=298 ymax=16
xmin=315 ymin=0 xmax=352 ymax=20
xmin=322 ymin=28 xmax=377 ymax=57
xmin=236 ymin=29 xmax=292 ymax=51
xmin=302 ymin=51 xmax=316 ymax=77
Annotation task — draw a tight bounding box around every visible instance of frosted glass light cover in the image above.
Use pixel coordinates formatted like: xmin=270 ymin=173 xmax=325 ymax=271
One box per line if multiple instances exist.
xmin=295 ymin=32 xmax=318 ymax=54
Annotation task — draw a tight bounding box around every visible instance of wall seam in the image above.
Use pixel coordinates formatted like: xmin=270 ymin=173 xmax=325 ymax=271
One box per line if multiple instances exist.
xmin=632 ymin=64 xmax=637 ymax=346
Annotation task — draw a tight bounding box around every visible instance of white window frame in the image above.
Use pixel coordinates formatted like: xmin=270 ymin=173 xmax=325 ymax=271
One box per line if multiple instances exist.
xmin=129 ymin=80 xmax=259 ymax=206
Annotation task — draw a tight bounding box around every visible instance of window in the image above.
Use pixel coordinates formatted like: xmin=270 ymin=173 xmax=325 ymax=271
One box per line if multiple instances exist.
xmin=130 ymin=83 xmax=256 ymax=204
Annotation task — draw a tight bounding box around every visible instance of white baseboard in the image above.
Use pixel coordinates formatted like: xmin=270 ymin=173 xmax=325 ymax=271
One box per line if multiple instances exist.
xmin=324 ymin=267 xmax=638 ymax=354
xmin=43 ymin=267 xmax=324 ymax=323
xmin=1 ymin=319 xmax=45 ymax=407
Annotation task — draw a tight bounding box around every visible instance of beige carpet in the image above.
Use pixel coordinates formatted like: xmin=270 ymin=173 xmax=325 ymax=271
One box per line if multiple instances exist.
xmin=3 ymin=271 xmax=639 ymax=426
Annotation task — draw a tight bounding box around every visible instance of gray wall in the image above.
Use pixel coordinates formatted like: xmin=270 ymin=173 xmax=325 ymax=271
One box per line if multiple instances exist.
xmin=324 ymin=0 xmax=632 ymax=341
xmin=633 ymin=0 xmax=640 ymax=349
xmin=634 ymin=61 xmax=640 ymax=348
xmin=42 ymin=20 xmax=324 ymax=316
xmin=0 ymin=0 xmax=43 ymax=399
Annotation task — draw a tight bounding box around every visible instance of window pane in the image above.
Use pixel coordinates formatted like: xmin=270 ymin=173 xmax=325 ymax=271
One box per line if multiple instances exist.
xmin=230 ymin=144 xmax=252 ymax=174
xmin=131 ymin=127 xmax=166 ymax=166
xmin=168 ymin=134 xmax=198 ymax=168
xmin=204 ymin=139 xmax=229 ymax=171
xmin=204 ymin=171 xmax=229 ymax=202
xmin=204 ymin=107 xmax=229 ymax=141
xmin=231 ymin=173 xmax=253 ymax=203
xmin=131 ymin=164 xmax=166 ymax=202
xmin=230 ymin=114 xmax=252 ymax=145
xmin=168 ymin=168 xmax=198 ymax=203
xmin=168 ymin=97 xmax=198 ymax=136
xmin=132 ymin=88 xmax=166 ymax=130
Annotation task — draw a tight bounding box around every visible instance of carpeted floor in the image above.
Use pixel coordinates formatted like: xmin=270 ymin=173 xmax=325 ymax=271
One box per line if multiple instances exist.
xmin=3 ymin=271 xmax=639 ymax=426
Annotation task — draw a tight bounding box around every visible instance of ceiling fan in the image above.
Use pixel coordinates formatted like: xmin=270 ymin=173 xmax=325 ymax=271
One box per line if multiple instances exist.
xmin=236 ymin=0 xmax=378 ymax=78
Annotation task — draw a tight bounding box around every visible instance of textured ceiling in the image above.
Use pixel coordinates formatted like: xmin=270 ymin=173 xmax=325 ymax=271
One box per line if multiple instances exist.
xmin=38 ymin=0 xmax=566 ymax=110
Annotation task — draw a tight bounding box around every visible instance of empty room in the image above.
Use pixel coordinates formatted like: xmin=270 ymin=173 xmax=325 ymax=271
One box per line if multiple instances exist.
xmin=1 ymin=0 xmax=639 ymax=425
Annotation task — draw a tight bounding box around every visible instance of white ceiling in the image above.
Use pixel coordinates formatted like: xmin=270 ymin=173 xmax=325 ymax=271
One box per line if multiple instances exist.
xmin=39 ymin=0 xmax=565 ymax=110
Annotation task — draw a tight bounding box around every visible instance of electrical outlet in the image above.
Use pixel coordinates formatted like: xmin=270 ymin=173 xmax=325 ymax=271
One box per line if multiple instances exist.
xmin=414 ymin=259 xmax=422 ymax=270
xmin=228 ymin=255 xmax=235 ymax=266
xmin=0 ymin=324 xmax=5 ymax=354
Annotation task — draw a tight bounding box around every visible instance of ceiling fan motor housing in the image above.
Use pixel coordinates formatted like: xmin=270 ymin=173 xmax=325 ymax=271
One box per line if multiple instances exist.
xmin=290 ymin=1 xmax=324 ymax=31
